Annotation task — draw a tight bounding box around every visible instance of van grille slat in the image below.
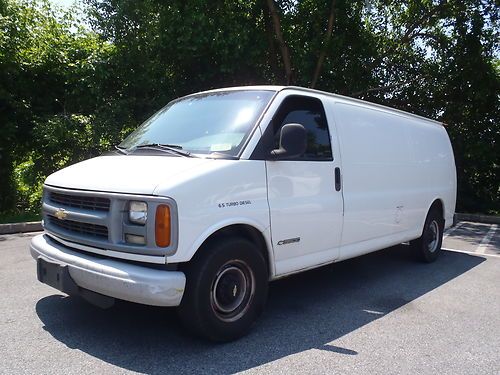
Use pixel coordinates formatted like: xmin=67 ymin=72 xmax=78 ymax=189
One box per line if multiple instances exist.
xmin=49 ymin=192 xmax=110 ymax=212
xmin=48 ymin=216 xmax=108 ymax=239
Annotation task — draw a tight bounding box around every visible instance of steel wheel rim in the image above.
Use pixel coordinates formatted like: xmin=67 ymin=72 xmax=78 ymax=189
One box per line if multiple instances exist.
xmin=211 ymin=260 xmax=255 ymax=322
xmin=427 ymin=220 xmax=439 ymax=253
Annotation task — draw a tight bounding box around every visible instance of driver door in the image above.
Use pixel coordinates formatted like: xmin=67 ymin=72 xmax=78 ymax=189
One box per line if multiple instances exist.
xmin=263 ymin=94 xmax=344 ymax=275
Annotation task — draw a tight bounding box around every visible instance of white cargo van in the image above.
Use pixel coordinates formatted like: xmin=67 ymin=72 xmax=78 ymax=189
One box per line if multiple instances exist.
xmin=30 ymin=86 xmax=456 ymax=341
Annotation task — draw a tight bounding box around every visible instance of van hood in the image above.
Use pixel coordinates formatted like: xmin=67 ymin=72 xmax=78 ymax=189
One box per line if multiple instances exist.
xmin=45 ymin=155 xmax=212 ymax=195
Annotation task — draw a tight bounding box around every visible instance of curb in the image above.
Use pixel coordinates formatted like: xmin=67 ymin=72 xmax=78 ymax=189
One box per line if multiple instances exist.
xmin=0 ymin=221 xmax=43 ymax=235
xmin=455 ymin=213 xmax=500 ymax=225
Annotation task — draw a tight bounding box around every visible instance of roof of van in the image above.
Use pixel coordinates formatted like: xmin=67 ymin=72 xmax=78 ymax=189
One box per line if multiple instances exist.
xmin=194 ymin=85 xmax=444 ymax=127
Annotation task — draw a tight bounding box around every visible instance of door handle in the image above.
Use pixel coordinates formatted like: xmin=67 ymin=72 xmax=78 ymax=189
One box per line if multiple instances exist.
xmin=335 ymin=167 xmax=341 ymax=191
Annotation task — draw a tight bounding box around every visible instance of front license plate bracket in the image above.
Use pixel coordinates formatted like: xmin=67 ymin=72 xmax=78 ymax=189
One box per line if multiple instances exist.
xmin=37 ymin=258 xmax=79 ymax=295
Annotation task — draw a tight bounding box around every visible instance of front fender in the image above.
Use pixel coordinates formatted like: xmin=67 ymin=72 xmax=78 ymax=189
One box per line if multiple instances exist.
xmin=166 ymin=217 xmax=274 ymax=274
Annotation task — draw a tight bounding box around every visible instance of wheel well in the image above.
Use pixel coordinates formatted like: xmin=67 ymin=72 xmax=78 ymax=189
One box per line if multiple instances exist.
xmin=429 ymin=199 xmax=444 ymax=220
xmin=197 ymin=224 xmax=271 ymax=275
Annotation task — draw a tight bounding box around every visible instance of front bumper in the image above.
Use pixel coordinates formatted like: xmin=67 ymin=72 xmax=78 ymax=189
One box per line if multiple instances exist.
xmin=30 ymin=234 xmax=185 ymax=306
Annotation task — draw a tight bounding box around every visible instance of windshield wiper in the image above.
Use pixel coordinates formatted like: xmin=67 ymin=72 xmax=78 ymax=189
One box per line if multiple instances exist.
xmin=133 ymin=143 xmax=195 ymax=157
xmin=114 ymin=145 xmax=129 ymax=155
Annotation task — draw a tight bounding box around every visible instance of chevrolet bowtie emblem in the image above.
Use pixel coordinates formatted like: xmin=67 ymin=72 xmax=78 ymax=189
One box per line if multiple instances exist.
xmin=54 ymin=208 xmax=68 ymax=220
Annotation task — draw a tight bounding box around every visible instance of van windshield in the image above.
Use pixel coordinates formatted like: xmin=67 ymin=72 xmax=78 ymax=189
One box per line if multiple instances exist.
xmin=119 ymin=90 xmax=275 ymax=157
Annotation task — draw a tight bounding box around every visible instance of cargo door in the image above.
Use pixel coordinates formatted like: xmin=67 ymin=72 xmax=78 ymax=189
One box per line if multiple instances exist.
xmin=332 ymin=102 xmax=413 ymax=258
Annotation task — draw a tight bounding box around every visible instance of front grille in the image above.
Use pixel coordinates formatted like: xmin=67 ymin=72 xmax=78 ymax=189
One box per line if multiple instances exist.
xmin=49 ymin=192 xmax=110 ymax=212
xmin=48 ymin=216 xmax=108 ymax=239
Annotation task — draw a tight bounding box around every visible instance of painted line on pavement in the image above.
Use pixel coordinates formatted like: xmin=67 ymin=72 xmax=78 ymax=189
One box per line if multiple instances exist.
xmin=475 ymin=224 xmax=497 ymax=254
xmin=442 ymin=247 xmax=500 ymax=259
xmin=443 ymin=221 xmax=465 ymax=239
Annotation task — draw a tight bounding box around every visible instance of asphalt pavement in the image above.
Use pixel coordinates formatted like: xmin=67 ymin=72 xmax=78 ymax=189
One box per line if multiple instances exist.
xmin=0 ymin=222 xmax=498 ymax=375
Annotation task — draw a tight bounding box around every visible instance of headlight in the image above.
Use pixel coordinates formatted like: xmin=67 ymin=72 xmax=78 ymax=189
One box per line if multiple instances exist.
xmin=129 ymin=201 xmax=148 ymax=225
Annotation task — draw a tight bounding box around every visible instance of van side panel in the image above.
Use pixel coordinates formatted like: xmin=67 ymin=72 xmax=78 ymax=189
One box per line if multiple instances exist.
xmin=407 ymin=119 xmax=456 ymax=229
xmin=333 ymin=103 xmax=414 ymax=249
xmin=332 ymin=101 xmax=456 ymax=260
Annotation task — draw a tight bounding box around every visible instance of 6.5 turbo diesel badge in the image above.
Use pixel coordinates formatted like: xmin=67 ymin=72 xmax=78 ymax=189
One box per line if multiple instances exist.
xmin=218 ymin=200 xmax=252 ymax=208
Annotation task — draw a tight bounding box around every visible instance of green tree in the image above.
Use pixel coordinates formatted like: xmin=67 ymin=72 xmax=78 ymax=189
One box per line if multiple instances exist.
xmin=0 ymin=0 xmax=498 ymax=218
xmin=0 ymin=0 xmax=112 ymax=214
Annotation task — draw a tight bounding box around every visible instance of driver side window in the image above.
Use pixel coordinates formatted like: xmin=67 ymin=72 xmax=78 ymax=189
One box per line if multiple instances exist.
xmin=272 ymin=95 xmax=333 ymax=161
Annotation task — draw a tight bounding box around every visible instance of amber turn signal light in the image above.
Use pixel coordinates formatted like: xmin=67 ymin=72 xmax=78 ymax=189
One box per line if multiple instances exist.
xmin=155 ymin=205 xmax=171 ymax=247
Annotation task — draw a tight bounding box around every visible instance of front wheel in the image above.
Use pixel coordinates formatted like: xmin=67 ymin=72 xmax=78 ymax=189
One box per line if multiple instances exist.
xmin=410 ymin=208 xmax=444 ymax=263
xmin=178 ymin=238 xmax=268 ymax=342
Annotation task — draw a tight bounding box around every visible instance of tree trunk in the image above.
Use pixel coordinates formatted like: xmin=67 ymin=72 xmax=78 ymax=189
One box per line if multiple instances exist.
xmin=263 ymin=2 xmax=280 ymax=81
xmin=265 ymin=0 xmax=293 ymax=84
xmin=310 ymin=0 xmax=336 ymax=89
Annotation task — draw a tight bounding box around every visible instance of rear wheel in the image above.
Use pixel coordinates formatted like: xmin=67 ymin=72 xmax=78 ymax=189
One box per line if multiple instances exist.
xmin=178 ymin=237 xmax=268 ymax=342
xmin=410 ymin=208 xmax=444 ymax=262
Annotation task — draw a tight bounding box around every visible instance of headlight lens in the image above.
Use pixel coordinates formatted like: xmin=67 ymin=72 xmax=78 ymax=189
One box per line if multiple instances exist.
xmin=129 ymin=201 xmax=148 ymax=225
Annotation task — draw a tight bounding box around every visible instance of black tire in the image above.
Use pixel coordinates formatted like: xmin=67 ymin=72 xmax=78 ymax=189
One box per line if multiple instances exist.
xmin=410 ymin=207 xmax=444 ymax=263
xmin=178 ymin=237 xmax=268 ymax=342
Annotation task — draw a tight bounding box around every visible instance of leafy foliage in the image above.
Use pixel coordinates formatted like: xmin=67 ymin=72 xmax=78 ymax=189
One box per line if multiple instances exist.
xmin=0 ymin=0 xmax=112 ymax=213
xmin=0 ymin=0 xmax=498 ymax=219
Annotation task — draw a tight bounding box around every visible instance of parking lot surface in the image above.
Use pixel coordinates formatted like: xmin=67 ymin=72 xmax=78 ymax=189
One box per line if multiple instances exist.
xmin=0 ymin=222 xmax=498 ymax=375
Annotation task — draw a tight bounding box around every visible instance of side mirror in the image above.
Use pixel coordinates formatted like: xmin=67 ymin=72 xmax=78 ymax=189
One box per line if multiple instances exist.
xmin=270 ymin=123 xmax=307 ymax=160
